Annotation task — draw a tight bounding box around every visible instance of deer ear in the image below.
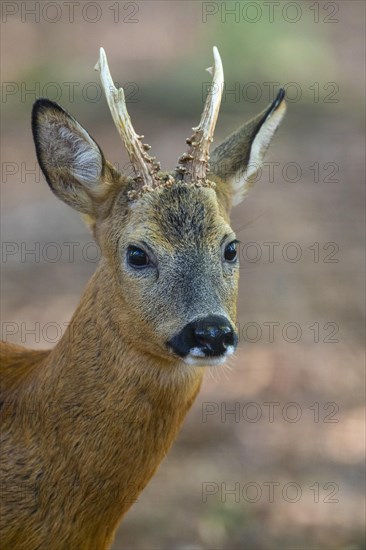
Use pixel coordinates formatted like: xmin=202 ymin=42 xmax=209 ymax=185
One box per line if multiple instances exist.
xmin=210 ymin=89 xmax=286 ymax=207
xmin=32 ymin=99 xmax=106 ymax=215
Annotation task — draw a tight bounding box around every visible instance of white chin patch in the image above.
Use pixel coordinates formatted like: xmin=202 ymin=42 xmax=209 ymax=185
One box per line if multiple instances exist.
xmin=183 ymin=345 xmax=235 ymax=366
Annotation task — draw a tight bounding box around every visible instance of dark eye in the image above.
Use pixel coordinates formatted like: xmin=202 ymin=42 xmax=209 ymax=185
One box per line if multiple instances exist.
xmin=127 ymin=245 xmax=150 ymax=268
xmin=224 ymin=241 xmax=238 ymax=263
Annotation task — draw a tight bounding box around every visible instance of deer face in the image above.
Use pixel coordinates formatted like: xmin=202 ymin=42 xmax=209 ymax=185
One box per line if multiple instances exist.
xmin=104 ymin=183 xmax=238 ymax=365
xmin=32 ymin=48 xmax=285 ymax=365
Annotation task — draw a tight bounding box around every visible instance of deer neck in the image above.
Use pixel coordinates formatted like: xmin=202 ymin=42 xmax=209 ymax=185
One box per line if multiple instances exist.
xmin=25 ymin=262 xmax=204 ymax=545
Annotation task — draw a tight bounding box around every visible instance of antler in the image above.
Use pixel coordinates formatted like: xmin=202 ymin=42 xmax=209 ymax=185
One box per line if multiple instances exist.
xmin=95 ymin=47 xmax=161 ymax=189
xmin=96 ymin=46 xmax=223 ymax=196
xmin=176 ymin=46 xmax=224 ymax=184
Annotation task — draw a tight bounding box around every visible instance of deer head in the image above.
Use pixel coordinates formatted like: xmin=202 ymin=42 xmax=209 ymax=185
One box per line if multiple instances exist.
xmin=31 ymin=47 xmax=286 ymax=366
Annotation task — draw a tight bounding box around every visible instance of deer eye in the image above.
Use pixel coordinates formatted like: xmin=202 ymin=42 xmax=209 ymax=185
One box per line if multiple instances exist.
xmin=224 ymin=241 xmax=238 ymax=263
xmin=127 ymin=246 xmax=150 ymax=268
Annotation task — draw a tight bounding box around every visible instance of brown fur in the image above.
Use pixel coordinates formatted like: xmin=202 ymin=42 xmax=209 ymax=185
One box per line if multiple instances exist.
xmin=1 ymin=87 xmax=285 ymax=549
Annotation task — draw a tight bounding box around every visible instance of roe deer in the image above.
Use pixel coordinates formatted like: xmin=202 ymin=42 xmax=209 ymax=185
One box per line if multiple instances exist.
xmin=0 ymin=47 xmax=286 ymax=549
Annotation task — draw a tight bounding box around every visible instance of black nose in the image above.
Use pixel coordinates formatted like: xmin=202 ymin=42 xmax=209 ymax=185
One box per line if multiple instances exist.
xmin=168 ymin=315 xmax=237 ymax=358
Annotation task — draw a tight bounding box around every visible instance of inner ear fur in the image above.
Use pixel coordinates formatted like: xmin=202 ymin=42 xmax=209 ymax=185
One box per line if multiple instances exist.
xmin=32 ymin=98 xmax=108 ymax=215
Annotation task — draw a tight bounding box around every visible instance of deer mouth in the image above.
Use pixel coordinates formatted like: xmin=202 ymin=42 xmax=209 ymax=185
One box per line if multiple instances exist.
xmin=182 ymin=345 xmax=236 ymax=366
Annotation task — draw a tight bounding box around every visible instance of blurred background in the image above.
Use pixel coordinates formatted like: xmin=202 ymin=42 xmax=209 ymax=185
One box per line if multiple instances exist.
xmin=1 ymin=1 xmax=365 ymax=548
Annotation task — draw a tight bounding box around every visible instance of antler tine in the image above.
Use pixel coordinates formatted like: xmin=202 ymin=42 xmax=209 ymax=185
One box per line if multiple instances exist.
xmin=95 ymin=47 xmax=160 ymax=187
xmin=177 ymin=46 xmax=224 ymax=184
